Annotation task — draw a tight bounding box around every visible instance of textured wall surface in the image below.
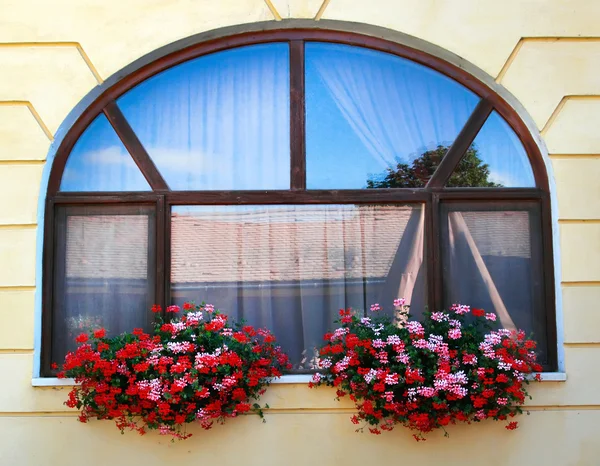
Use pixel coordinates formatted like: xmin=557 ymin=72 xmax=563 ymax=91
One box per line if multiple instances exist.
xmin=1 ymin=1 xmax=599 ymax=464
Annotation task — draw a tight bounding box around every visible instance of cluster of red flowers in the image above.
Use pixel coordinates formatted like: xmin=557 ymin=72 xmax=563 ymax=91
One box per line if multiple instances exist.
xmin=310 ymin=302 xmax=542 ymax=440
xmin=58 ymin=302 xmax=291 ymax=439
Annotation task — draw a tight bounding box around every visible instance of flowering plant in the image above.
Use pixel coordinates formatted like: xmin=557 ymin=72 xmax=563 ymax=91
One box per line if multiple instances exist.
xmin=310 ymin=300 xmax=543 ymax=440
xmin=58 ymin=302 xmax=291 ymax=439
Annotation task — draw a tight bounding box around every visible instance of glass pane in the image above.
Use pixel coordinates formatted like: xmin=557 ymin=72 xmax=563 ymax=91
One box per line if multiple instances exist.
xmin=117 ymin=43 xmax=290 ymax=190
xmin=171 ymin=204 xmax=426 ymax=371
xmin=447 ymin=111 xmax=535 ymax=187
xmin=440 ymin=204 xmax=547 ymax=363
xmin=305 ymin=42 xmax=480 ymax=189
xmin=51 ymin=205 xmax=156 ymax=365
xmin=60 ymin=114 xmax=151 ymax=192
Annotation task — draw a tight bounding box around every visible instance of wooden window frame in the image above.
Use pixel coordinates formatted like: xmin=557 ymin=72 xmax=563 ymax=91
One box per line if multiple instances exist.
xmin=41 ymin=29 xmax=557 ymax=376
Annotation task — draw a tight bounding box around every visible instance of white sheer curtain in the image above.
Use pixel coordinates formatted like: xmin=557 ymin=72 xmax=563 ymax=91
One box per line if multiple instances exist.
xmin=443 ymin=209 xmax=545 ymax=343
xmin=170 ymin=205 xmax=424 ymax=370
xmin=306 ymin=43 xmax=479 ymax=174
xmin=52 ymin=206 xmax=156 ymax=364
xmin=117 ymin=43 xmax=290 ymax=190
xmin=446 ymin=212 xmax=516 ymax=330
xmin=304 ymin=44 xmax=461 ymax=315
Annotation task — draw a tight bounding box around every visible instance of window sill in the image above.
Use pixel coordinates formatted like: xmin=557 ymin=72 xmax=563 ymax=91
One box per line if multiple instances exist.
xmin=31 ymin=372 xmax=567 ymax=387
xmin=527 ymin=372 xmax=567 ymax=382
xmin=32 ymin=377 xmax=77 ymax=387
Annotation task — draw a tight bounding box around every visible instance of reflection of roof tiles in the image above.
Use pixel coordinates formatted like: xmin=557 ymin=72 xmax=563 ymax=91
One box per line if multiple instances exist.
xmin=459 ymin=211 xmax=531 ymax=258
xmin=63 ymin=207 xmax=531 ymax=282
xmin=170 ymin=206 xmax=413 ymax=283
xmin=66 ymin=215 xmax=149 ymax=279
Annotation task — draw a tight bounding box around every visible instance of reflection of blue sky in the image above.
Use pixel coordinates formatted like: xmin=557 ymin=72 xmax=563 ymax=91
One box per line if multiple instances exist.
xmin=60 ymin=114 xmax=150 ymax=191
xmin=117 ymin=43 xmax=290 ymax=191
xmin=306 ymin=43 xmax=479 ymax=189
xmin=470 ymin=111 xmax=535 ymax=187
xmin=61 ymin=42 xmax=536 ymax=192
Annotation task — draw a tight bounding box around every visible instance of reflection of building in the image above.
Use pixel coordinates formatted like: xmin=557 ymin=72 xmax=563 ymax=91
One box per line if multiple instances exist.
xmin=64 ymin=208 xmax=532 ymax=292
xmin=66 ymin=215 xmax=149 ymax=281
xmin=171 ymin=206 xmax=410 ymax=284
xmin=62 ymin=206 xmax=425 ymax=368
xmin=171 ymin=206 xmax=424 ymax=369
xmin=61 ymin=205 xmax=538 ymax=367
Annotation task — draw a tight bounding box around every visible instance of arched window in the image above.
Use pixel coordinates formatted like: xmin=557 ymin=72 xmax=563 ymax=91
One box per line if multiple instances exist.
xmin=42 ymin=31 xmax=556 ymax=375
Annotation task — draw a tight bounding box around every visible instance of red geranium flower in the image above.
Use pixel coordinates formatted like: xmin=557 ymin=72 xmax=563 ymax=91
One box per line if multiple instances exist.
xmin=310 ymin=301 xmax=540 ymax=440
xmin=59 ymin=302 xmax=289 ymax=440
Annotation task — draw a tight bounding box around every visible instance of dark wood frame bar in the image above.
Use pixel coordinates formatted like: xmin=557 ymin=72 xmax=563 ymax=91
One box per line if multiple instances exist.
xmin=289 ymin=40 xmax=306 ymax=190
xmin=427 ymin=99 xmax=494 ymax=188
xmin=41 ymin=29 xmax=557 ymax=375
xmin=103 ymin=102 xmax=169 ymax=191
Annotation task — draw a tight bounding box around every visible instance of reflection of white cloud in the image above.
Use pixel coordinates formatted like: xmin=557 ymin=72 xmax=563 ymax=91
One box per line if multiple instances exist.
xmin=72 ymin=143 xmax=288 ymax=190
xmin=79 ymin=145 xmax=236 ymax=188
xmin=489 ymin=170 xmax=517 ymax=187
xmin=488 ymin=169 xmax=534 ymax=188
xmin=147 ymin=145 xmax=287 ymax=190
xmin=62 ymin=146 xmax=150 ymax=191
xmin=81 ymin=146 xmax=231 ymax=175
xmin=61 ymin=170 xmax=82 ymax=185
xmin=147 ymin=147 xmax=234 ymax=177
xmin=84 ymin=146 xmax=130 ymax=166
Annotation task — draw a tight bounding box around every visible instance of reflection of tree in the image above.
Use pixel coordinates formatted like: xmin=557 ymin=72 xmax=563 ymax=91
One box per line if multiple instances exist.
xmin=366 ymin=145 xmax=502 ymax=188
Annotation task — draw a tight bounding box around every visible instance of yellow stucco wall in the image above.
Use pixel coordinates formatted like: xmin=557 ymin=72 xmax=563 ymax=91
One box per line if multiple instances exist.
xmin=1 ymin=1 xmax=599 ymax=464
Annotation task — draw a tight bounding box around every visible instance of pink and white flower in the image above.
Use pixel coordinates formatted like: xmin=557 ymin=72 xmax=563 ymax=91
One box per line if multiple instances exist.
xmin=377 ymin=351 xmax=389 ymax=364
xmin=334 ymin=356 xmax=351 ymax=373
xmin=417 ymin=386 xmax=436 ymax=398
xmin=406 ymin=321 xmax=424 ymax=335
xmin=413 ymin=339 xmax=429 ymax=349
xmin=448 ymin=328 xmax=462 ymax=340
xmin=372 ymin=339 xmax=386 ymax=349
xmin=385 ymin=373 xmax=399 ymax=385
xmin=430 ymin=312 xmax=448 ymax=322
xmin=363 ymin=368 xmax=378 ymax=384
xmin=386 ymin=335 xmax=402 ymax=346
xmin=451 ymin=304 xmax=471 ymax=315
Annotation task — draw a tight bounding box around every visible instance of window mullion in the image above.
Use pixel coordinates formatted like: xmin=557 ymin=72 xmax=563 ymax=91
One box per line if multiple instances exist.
xmin=155 ymin=195 xmax=167 ymax=323
xmin=425 ymin=193 xmax=442 ymax=312
xmin=289 ymin=40 xmax=306 ymax=190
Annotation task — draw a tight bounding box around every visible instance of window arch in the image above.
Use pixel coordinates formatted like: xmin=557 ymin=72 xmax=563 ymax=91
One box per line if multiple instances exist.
xmin=42 ymin=30 xmax=556 ymax=375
